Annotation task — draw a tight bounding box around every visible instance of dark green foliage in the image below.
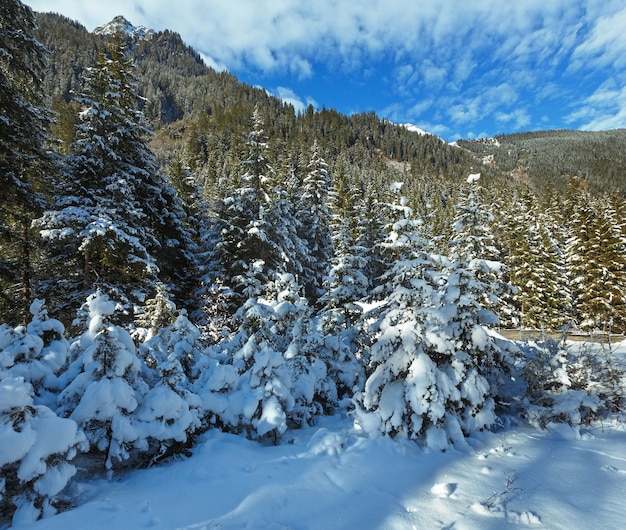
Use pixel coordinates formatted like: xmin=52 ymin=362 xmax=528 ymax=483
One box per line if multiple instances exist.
xmin=0 ymin=0 xmax=53 ymax=324
xmin=458 ymin=130 xmax=626 ymax=196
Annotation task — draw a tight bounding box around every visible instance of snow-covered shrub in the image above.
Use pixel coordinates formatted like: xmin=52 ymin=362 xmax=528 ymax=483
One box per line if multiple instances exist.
xmin=285 ymin=314 xmax=332 ymax=427
xmin=318 ymin=326 xmax=363 ymax=408
xmin=134 ymin=283 xmax=178 ymax=343
xmin=197 ymin=294 xmax=295 ymax=442
xmin=1 ymin=300 xmax=70 ymax=408
xmin=518 ymin=335 xmax=625 ymax=428
xmin=56 ymin=291 xmax=149 ymax=469
xmin=136 ymin=309 xmax=205 ymax=460
xmin=269 ymin=273 xmax=335 ymax=426
xmin=135 ymin=355 xmax=203 ymax=463
xmin=0 ymin=376 xmax=86 ymax=525
xmin=141 ymin=309 xmax=205 ymax=382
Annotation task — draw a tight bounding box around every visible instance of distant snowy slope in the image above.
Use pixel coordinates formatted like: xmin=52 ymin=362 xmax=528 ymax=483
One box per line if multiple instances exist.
xmin=402 ymin=123 xmax=431 ymax=136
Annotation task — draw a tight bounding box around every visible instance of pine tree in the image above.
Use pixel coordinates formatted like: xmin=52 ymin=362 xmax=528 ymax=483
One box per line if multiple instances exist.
xmin=320 ymin=166 xmax=369 ymax=332
xmin=0 ymin=375 xmax=86 ymax=524
xmin=357 ymin=184 xmax=387 ymax=294
xmin=227 ymin=278 xmax=294 ymax=441
xmin=437 ymin=174 xmax=513 ymax=420
xmin=3 ymin=299 xmax=69 ymax=408
xmin=318 ymin=179 xmax=368 ymax=404
xmin=354 ymin=184 xmax=457 ymax=446
xmin=565 ymin=187 xmax=603 ymax=330
xmin=500 ymin=188 xmax=573 ymax=330
xmin=215 ymin=106 xmax=293 ymax=312
xmin=135 ymin=283 xmax=177 ymax=342
xmin=265 ymin=273 xmax=331 ymax=426
xmin=587 ymin=197 xmax=626 ymax=332
xmin=536 ymin=204 xmax=572 ymax=330
xmin=34 ymin=41 xmax=159 ymax=321
xmin=56 ymin=291 xmax=149 ymax=469
xmin=296 ymin=140 xmax=333 ymax=303
xmin=135 ymin=348 xmax=202 ymax=462
xmin=0 ymin=0 xmax=52 ymax=324
xmin=216 ymin=107 xmax=308 ymax=311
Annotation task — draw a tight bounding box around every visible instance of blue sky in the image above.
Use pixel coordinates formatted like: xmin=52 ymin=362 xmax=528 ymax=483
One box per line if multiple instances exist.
xmin=25 ymin=0 xmax=626 ymax=141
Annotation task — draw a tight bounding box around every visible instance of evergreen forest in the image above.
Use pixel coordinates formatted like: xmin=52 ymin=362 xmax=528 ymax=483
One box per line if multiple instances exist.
xmin=1 ymin=3 xmax=625 ymax=524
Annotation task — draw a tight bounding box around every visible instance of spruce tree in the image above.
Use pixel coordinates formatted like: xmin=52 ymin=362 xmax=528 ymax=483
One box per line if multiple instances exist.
xmin=565 ymin=187 xmax=602 ymax=330
xmin=56 ymin=291 xmax=149 ymax=469
xmin=587 ymin=197 xmax=626 ymax=332
xmin=296 ymin=140 xmax=333 ymax=303
xmin=0 ymin=375 xmax=86 ymax=524
xmin=438 ymin=174 xmax=513 ymax=417
xmin=0 ymin=0 xmax=52 ymax=324
xmin=215 ymin=106 xmax=296 ymax=312
xmin=3 ymin=299 xmax=69 ymax=408
xmin=354 ymin=185 xmax=454 ymax=446
xmin=34 ymin=41 xmax=159 ymax=321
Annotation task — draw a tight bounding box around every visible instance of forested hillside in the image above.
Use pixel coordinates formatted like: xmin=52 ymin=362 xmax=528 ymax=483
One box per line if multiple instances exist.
xmin=458 ymin=129 xmax=626 ymax=195
xmin=1 ymin=4 xmax=625 ymax=524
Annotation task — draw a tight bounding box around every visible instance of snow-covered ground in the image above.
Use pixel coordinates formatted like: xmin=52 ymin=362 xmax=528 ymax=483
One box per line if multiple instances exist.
xmin=14 ymin=342 xmax=626 ymax=530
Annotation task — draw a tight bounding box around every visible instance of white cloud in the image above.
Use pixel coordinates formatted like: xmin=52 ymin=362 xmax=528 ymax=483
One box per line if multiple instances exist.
xmin=26 ymin=0 xmax=595 ymax=74
xmin=568 ymin=80 xmax=626 ymax=131
xmin=198 ymin=53 xmax=227 ymax=72
xmin=272 ymin=87 xmax=316 ymax=114
xmin=571 ymin=5 xmax=626 ymax=71
xmin=494 ymin=108 xmax=532 ymax=130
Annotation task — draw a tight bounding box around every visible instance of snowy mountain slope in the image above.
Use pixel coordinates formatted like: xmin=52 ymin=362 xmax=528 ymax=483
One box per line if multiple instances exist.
xmin=402 ymin=123 xmax=431 ymax=136
xmin=93 ymin=16 xmax=154 ymax=40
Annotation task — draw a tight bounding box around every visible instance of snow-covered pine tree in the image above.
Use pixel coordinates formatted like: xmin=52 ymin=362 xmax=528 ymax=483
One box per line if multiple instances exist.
xmin=2 ymin=300 xmax=69 ymax=409
xmin=603 ymin=193 xmax=626 ymax=331
xmin=504 ymin=190 xmax=571 ymax=330
xmin=135 ymin=282 xmax=178 ymax=343
xmin=141 ymin=308 xmax=205 ymax=385
xmin=584 ymin=196 xmax=626 ymax=332
xmin=266 ymin=272 xmax=332 ymax=426
xmin=321 ymin=168 xmax=369 ymax=332
xmin=354 ymin=184 xmax=463 ymax=448
xmin=536 ymin=203 xmax=573 ymax=330
xmin=0 ymin=375 xmax=86 ymax=525
xmin=56 ymin=291 xmax=149 ymax=469
xmin=318 ymin=169 xmax=368 ymax=404
xmin=436 ymin=174 xmax=514 ymax=427
xmin=166 ymin=150 xmax=213 ymax=314
xmin=36 ymin=38 xmax=196 ymax=322
xmin=225 ymin=273 xmax=295 ymax=441
xmin=0 ymin=0 xmax=52 ymax=324
xmin=119 ymin=92 xmax=199 ymax=312
xmin=565 ymin=186 xmax=606 ymax=331
xmin=356 ymin=183 xmax=387 ymax=295
xmin=296 ymin=140 xmax=333 ymax=303
xmin=215 ymin=106 xmax=294 ymax=313
xmin=135 ymin=345 xmax=203 ymax=462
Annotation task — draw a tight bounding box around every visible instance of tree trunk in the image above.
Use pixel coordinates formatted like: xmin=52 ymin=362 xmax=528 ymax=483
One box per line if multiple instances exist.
xmin=83 ymin=246 xmax=90 ymax=289
xmin=20 ymin=218 xmax=31 ymax=323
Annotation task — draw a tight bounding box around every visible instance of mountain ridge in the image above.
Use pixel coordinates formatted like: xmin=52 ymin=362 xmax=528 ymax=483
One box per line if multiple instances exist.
xmin=93 ymin=15 xmax=155 ymax=41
